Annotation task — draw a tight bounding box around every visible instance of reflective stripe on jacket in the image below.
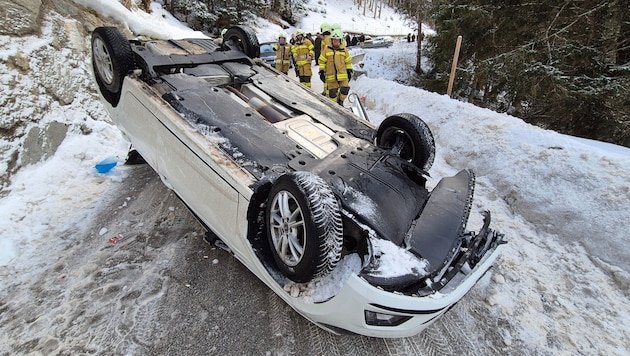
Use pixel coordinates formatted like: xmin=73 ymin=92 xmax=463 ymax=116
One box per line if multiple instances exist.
xmin=318 ymin=45 xmax=352 ymax=82
xmin=273 ymin=43 xmax=292 ymax=65
xmin=291 ymin=39 xmax=314 ymax=66
xmin=320 ymin=34 xmax=330 ymax=55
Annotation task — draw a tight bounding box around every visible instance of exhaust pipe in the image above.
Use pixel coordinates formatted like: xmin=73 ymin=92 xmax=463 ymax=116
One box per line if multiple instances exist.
xmin=225 ymin=86 xmax=287 ymax=123
xmin=247 ymin=96 xmax=287 ymax=123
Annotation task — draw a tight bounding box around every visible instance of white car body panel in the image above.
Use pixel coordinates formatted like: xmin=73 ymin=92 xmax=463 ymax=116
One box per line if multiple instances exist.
xmin=112 ymin=79 xmax=253 ymax=256
xmin=92 ymin=25 xmax=505 ymax=338
xmin=103 ymin=76 xmax=504 ymax=337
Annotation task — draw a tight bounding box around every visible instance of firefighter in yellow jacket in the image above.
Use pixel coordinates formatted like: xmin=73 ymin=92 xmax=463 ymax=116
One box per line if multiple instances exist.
xmin=320 ymin=23 xmax=344 ymax=52
xmin=273 ymin=32 xmax=292 ymax=75
xmin=319 ymin=22 xmax=331 ymax=55
xmin=318 ymin=30 xmax=353 ymax=105
xmin=291 ymin=29 xmax=315 ymax=87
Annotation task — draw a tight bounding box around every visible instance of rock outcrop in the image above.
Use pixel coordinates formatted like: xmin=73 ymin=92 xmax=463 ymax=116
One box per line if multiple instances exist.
xmin=0 ymin=0 xmax=42 ymax=36
xmin=0 ymin=0 xmax=114 ymax=191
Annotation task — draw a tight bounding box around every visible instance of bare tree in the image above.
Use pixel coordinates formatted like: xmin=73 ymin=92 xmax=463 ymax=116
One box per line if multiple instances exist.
xmin=395 ymin=0 xmax=425 ymax=74
xmin=414 ymin=4 xmax=423 ymax=74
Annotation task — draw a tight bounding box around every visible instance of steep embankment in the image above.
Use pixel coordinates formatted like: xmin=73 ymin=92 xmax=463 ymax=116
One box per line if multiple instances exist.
xmin=0 ymin=0 xmax=121 ymax=192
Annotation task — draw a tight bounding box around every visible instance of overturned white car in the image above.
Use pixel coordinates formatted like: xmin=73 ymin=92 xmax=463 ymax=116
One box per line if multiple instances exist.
xmin=91 ymin=25 xmax=505 ymax=337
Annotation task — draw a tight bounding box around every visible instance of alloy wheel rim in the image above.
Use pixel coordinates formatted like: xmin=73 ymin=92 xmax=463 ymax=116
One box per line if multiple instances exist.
xmin=93 ymin=38 xmax=114 ymax=85
xmin=270 ymin=190 xmax=306 ymax=267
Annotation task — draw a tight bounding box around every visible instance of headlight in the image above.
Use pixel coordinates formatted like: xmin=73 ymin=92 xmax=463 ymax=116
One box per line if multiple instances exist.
xmin=364 ymin=310 xmax=411 ymax=326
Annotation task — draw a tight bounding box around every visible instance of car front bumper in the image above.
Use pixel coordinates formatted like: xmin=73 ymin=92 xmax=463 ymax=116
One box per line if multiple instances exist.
xmin=284 ymin=243 xmax=503 ymax=338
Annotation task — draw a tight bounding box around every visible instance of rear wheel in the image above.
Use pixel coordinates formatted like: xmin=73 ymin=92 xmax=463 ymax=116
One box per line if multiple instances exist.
xmin=91 ymin=27 xmax=134 ymax=106
xmin=266 ymin=172 xmax=343 ymax=283
xmin=223 ymin=25 xmax=260 ymax=58
xmin=376 ymin=113 xmax=435 ymax=171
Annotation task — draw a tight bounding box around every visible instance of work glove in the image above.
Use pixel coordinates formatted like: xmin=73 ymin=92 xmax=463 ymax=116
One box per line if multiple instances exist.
xmin=347 ymin=69 xmax=353 ymax=80
xmin=319 ymin=70 xmax=325 ymax=82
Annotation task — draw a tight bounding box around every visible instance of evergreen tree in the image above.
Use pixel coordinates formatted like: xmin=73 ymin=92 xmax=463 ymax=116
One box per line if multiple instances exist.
xmin=425 ymin=0 xmax=629 ymax=147
xmin=160 ymin=0 xmax=308 ymax=32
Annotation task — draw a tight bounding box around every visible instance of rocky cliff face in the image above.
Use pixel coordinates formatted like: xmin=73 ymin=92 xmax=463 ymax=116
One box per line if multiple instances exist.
xmin=0 ymin=0 xmax=42 ymax=36
xmin=0 ymin=0 xmax=114 ymax=192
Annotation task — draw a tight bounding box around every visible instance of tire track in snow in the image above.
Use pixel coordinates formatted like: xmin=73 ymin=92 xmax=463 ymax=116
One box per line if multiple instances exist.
xmin=267 ymin=290 xmax=296 ymax=355
xmin=0 ymin=164 xmax=511 ymax=355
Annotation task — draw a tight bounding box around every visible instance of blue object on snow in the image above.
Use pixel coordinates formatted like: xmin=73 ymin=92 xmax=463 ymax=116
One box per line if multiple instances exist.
xmin=95 ymin=156 xmax=117 ymax=173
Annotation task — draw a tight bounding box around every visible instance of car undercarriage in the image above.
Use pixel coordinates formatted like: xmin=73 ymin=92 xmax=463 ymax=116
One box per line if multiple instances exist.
xmin=91 ymin=25 xmax=505 ymax=337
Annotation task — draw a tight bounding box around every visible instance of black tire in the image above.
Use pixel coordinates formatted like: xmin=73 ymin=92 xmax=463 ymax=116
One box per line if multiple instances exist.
xmin=91 ymin=27 xmax=134 ymax=106
xmin=376 ymin=113 xmax=435 ymax=171
xmin=223 ymin=25 xmax=260 ymax=58
xmin=266 ymin=172 xmax=343 ymax=283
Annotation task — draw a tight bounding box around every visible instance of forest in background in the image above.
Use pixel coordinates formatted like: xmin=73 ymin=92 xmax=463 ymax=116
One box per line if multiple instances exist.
xmin=147 ymin=0 xmax=629 ymax=147
xmin=423 ymin=0 xmax=629 ymax=148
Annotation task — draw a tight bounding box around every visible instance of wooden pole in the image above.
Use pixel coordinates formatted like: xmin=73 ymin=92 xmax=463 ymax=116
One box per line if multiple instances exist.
xmin=447 ymin=35 xmax=462 ymax=97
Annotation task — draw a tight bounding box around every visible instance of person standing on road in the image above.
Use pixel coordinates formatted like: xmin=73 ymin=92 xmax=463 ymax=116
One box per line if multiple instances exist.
xmin=351 ymin=34 xmax=358 ymax=46
xmin=320 ymin=22 xmax=332 ymax=56
xmin=314 ymin=32 xmax=322 ymax=65
xmin=306 ymin=32 xmax=315 ymax=46
xmin=318 ymin=30 xmax=353 ymax=105
xmin=331 ymin=23 xmax=346 ymax=46
xmin=319 ymin=22 xmax=332 ymax=94
xmin=291 ymin=29 xmax=315 ymax=88
xmin=273 ymin=32 xmax=292 ymax=75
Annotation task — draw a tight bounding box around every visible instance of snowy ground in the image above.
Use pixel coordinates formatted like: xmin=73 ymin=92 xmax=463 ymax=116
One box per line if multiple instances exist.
xmin=1 ymin=0 xmax=630 ymax=354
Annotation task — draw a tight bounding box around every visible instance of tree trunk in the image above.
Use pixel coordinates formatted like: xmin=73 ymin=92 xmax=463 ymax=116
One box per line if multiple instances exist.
xmin=616 ymin=0 xmax=630 ymax=64
xmin=414 ymin=4 xmax=423 ymax=74
xmin=599 ymin=0 xmax=622 ymax=65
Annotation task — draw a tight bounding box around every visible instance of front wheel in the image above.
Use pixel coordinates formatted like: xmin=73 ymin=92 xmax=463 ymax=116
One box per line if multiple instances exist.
xmin=266 ymin=172 xmax=343 ymax=283
xmin=376 ymin=113 xmax=435 ymax=171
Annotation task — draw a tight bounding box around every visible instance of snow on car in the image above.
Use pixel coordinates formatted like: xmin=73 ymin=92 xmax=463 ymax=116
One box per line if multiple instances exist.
xmin=91 ymin=25 xmax=505 ymax=337
xmin=362 ymin=35 xmax=394 ymax=48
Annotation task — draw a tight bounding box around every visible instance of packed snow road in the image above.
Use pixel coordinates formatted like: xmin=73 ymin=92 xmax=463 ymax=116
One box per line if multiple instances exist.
xmin=0 ymin=163 xmax=508 ymax=355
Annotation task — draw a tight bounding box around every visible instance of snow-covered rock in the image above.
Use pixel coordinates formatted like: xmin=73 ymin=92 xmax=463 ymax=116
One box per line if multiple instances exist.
xmin=0 ymin=0 xmax=110 ymax=189
xmin=0 ymin=0 xmax=42 ymax=36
